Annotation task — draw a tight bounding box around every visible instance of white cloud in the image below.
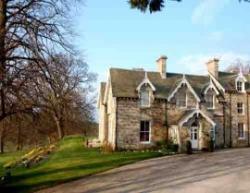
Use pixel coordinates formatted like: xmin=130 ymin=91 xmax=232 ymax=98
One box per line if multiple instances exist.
xmin=177 ymin=52 xmax=250 ymax=75
xmin=192 ymin=0 xmax=230 ymax=25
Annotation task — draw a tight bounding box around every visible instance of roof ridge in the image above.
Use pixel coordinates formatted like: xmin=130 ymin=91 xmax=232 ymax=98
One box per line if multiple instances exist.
xmin=110 ymin=67 xmax=209 ymax=78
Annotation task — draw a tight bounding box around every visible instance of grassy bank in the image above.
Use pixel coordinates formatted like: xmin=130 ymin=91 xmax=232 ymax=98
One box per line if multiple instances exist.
xmin=0 ymin=136 xmax=162 ymax=193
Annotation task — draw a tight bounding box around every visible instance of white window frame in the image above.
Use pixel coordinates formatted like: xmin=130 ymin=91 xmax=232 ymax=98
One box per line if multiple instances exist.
xmin=206 ymin=93 xmax=215 ymax=110
xmin=176 ymin=92 xmax=188 ymax=109
xmin=238 ymin=123 xmax=245 ymax=140
xmin=235 ymin=71 xmax=246 ymax=93
xmin=140 ymin=89 xmax=151 ymax=108
xmin=237 ymin=102 xmax=244 ymax=115
xmin=140 ymin=120 xmax=151 ymax=144
xmin=236 ymin=81 xmax=245 ymax=93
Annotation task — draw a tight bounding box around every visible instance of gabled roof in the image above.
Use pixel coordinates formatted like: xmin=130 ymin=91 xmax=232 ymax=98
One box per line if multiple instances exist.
xmin=109 ymin=68 xmax=211 ymax=99
xmin=136 ymin=72 xmax=156 ymax=92
xmin=168 ymin=75 xmax=201 ymax=102
xmin=218 ymin=71 xmax=250 ymax=92
xmin=179 ymin=109 xmax=216 ymax=127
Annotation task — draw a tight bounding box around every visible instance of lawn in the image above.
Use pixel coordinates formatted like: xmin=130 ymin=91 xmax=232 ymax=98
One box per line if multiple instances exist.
xmin=0 ymin=136 xmax=162 ymax=193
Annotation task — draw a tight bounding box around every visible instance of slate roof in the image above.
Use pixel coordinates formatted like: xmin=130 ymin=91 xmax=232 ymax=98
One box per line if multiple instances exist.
xmin=218 ymin=71 xmax=250 ymax=92
xmin=110 ymin=68 xmax=210 ymax=99
xmin=107 ymin=68 xmax=250 ymax=100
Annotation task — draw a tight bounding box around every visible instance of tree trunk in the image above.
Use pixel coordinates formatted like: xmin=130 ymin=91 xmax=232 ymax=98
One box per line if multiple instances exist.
xmin=0 ymin=1 xmax=6 ymax=120
xmin=0 ymin=126 xmax=6 ymax=154
xmin=54 ymin=115 xmax=64 ymax=139
xmin=16 ymin=124 xmax=22 ymax=151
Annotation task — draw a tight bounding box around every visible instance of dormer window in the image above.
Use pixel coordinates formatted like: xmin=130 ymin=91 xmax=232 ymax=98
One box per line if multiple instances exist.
xmin=235 ymin=70 xmax=247 ymax=93
xmin=177 ymin=92 xmax=187 ymax=108
xmin=136 ymin=72 xmax=156 ymax=108
xmin=140 ymin=86 xmax=150 ymax=107
xmin=206 ymin=92 xmax=215 ymax=109
xmin=236 ymin=81 xmax=244 ymax=92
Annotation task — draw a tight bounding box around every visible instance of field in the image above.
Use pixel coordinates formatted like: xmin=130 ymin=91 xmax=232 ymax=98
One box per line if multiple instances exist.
xmin=0 ymin=136 xmax=162 ymax=193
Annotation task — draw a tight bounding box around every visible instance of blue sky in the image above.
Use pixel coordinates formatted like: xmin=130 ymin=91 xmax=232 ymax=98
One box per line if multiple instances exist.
xmin=73 ymin=0 xmax=250 ymax=85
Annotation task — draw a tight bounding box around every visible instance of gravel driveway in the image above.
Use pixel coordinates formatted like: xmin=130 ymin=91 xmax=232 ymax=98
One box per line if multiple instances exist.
xmin=38 ymin=148 xmax=250 ymax=193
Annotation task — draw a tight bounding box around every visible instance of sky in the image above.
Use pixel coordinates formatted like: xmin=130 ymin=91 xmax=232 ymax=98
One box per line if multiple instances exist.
xmin=73 ymin=0 xmax=250 ymax=86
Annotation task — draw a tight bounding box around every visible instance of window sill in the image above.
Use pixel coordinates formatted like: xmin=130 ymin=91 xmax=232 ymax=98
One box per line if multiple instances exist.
xmin=140 ymin=106 xmax=151 ymax=109
xmin=237 ymin=91 xmax=246 ymax=94
xmin=140 ymin=141 xmax=151 ymax=144
xmin=238 ymin=137 xmax=246 ymax=140
xmin=178 ymin=106 xmax=187 ymax=109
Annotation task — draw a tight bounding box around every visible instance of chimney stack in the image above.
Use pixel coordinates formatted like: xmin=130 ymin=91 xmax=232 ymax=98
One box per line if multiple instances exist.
xmin=206 ymin=58 xmax=219 ymax=79
xmin=156 ymin=55 xmax=167 ymax=79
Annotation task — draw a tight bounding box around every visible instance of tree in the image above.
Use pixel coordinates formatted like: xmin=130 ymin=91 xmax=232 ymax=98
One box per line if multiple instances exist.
xmin=225 ymin=59 xmax=250 ymax=74
xmin=128 ymin=0 xmax=249 ymax=13
xmin=0 ymin=0 xmax=82 ymax=124
xmin=33 ymin=53 xmax=96 ymax=139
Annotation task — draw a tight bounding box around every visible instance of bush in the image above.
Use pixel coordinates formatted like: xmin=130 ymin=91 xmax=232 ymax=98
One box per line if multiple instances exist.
xmin=208 ymin=139 xmax=214 ymax=152
xmin=166 ymin=143 xmax=179 ymax=152
xmin=156 ymin=140 xmax=179 ymax=154
xmin=101 ymin=142 xmax=114 ymax=153
xmin=186 ymin=140 xmax=192 ymax=154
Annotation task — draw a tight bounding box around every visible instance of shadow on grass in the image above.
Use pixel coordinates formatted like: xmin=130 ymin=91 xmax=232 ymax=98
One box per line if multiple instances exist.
xmin=1 ymin=153 xmax=161 ymax=193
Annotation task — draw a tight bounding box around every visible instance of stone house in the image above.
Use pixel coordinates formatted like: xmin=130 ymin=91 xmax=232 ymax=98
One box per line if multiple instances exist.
xmin=98 ymin=56 xmax=250 ymax=151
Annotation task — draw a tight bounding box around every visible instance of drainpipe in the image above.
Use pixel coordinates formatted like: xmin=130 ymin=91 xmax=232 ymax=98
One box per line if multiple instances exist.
xmin=223 ymin=102 xmax=226 ymax=147
xmin=164 ymin=99 xmax=169 ymax=143
xmin=115 ymin=97 xmax=118 ymax=151
xmin=229 ymin=93 xmax=232 ymax=147
xmin=247 ymin=94 xmax=250 ymax=146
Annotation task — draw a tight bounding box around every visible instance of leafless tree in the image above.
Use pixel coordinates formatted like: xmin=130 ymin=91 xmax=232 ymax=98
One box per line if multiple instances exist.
xmin=33 ymin=53 xmax=96 ymax=139
xmin=0 ymin=0 xmax=82 ymax=123
xmin=225 ymin=59 xmax=250 ymax=74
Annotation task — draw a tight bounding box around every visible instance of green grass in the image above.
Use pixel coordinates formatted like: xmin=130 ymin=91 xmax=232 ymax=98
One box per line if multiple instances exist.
xmin=0 ymin=135 xmax=162 ymax=193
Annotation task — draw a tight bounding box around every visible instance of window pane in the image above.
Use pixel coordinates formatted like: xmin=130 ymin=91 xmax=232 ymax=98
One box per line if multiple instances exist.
xmin=206 ymin=94 xmax=214 ymax=108
xmin=141 ymin=90 xmax=150 ymax=106
xmin=177 ymin=93 xmax=186 ymax=107
xmin=237 ymin=81 xmax=243 ymax=91
xmin=237 ymin=103 xmax=243 ymax=114
xmin=140 ymin=121 xmax=150 ymax=142
xmin=238 ymin=123 xmax=244 ymax=138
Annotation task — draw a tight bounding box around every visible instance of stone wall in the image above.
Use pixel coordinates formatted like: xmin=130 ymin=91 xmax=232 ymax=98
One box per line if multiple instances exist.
xmin=224 ymin=93 xmax=250 ymax=147
xmin=116 ymin=98 xmax=167 ymax=149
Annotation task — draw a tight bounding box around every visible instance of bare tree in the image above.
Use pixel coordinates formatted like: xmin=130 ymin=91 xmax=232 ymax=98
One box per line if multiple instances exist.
xmin=0 ymin=0 xmax=82 ymax=123
xmin=225 ymin=59 xmax=250 ymax=74
xmin=33 ymin=53 xmax=96 ymax=139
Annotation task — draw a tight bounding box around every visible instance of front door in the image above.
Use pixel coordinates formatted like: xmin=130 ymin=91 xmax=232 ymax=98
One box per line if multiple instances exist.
xmin=190 ymin=126 xmax=198 ymax=149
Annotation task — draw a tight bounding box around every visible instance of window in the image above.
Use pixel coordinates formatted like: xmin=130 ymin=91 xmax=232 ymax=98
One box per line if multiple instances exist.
xmin=140 ymin=89 xmax=150 ymax=107
xmin=237 ymin=102 xmax=244 ymax=114
xmin=140 ymin=121 xmax=150 ymax=142
xmin=206 ymin=92 xmax=215 ymax=109
xmin=236 ymin=81 xmax=243 ymax=92
xmin=238 ymin=123 xmax=245 ymax=139
xmin=177 ymin=93 xmax=187 ymax=108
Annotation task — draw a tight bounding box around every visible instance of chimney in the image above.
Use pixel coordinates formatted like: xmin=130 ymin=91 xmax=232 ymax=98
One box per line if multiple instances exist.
xmin=156 ymin=55 xmax=167 ymax=79
xmin=206 ymin=58 xmax=219 ymax=79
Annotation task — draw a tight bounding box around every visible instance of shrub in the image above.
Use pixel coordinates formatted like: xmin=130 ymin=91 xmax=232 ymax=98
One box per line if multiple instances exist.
xmin=186 ymin=140 xmax=192 ymax=154
xmin=156 ymin=140 xmax=179 ymax=154
xmin=101 ymin=142 xmax=114 ymax=153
